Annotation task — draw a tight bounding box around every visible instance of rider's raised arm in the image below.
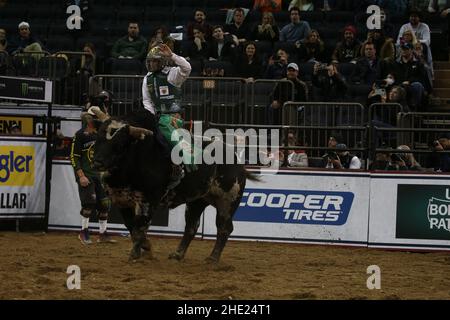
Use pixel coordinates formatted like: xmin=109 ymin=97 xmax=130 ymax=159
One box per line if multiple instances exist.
xmin=167 ymin=53 xmax=192 ymax=87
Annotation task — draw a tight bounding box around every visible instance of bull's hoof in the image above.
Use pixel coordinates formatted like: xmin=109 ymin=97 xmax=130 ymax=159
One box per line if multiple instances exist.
xmin=128 ymin=247 xmax=141 ymax=261
xmin=141 ymin=239 xmax=152 ymax=251
xmin=205 ymin=256 xmax=219 ymax=264
xmin=168 ymin=251 xmax=184 ymax=261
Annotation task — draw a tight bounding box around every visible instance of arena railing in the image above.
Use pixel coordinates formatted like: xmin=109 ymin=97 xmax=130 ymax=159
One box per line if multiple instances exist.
xmin=282 ymin=102 xmax=367 ymax=158
xmin=10 ymin=50 xmax=51 ymax=78
xmin=246 ymin=79 xmax=296 ymax=125
xmin=183 ymin=77 xmax=247 ymax=124
xmin=370 ymin=125 xmax=450 ymax=171
xmin=88 ymin=75 xmax=292 ymax=122
xmin=368 ymin=103 xmax=405 ymax=161
xmin=90 ymin=74 xmax=144 ymax=116
xmin=53 ymin=51 xmax=97 ymax=106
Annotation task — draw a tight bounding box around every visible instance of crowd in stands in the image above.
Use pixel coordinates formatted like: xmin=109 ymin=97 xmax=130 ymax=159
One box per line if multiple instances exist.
xmin=1 ymin=1 xmax=448 ymax=111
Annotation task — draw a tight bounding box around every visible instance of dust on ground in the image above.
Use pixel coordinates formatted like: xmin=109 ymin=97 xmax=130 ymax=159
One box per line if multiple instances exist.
xmin=0 ymin=231 xmax=449 ymax=300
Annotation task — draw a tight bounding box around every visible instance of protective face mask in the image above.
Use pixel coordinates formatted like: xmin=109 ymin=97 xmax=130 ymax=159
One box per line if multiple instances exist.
xmin=385 ymin=77 xmax=394 ymax=86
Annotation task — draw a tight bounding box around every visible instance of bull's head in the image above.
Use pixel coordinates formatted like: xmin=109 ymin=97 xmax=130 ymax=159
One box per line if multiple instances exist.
xmin=89 ymin=107 xmax=153 ymax=172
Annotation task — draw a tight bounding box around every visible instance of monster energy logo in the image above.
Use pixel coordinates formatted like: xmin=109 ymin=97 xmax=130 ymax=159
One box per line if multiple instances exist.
xmin=21 ymin=83 xmax=29 ymax=96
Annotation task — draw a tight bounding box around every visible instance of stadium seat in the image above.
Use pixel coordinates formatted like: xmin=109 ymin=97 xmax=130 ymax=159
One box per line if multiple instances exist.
xmin=110 ymin=58 xmax=144 ymax=75
xmin=188 ymin=59 xmax=203 ymax=77
xmin=274 ymin=41 xmax=297 ymax=56
xmin=11 ymin=55 xmax=38 ymax=77
xmin=37 ymin=56 xmax=69 ymax=79
xmin=203 ymin=60 xmax=235 ymax=77
xmin=337 ymin=62 xmax=356 ymax=80
xmin=299 ymin=62 xmax=315 ymax=82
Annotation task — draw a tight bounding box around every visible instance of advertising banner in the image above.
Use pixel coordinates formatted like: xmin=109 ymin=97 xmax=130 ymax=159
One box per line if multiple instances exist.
xmin=0 ymin=137 xmax=47 ymax=218
xmin=0 ymin=76 xmax=53 ymax=103
xmin=203 ymin=170 xmax=370 ymax=245
xmin=369 ymin=174 xmax=450 ymax=250
xmin=0 ymin=105 xmax=82 ymax=137
xmin=396 ymin=184 xmax=450 ymax=241
xmin=0 ymin=115 xmax=45 ymax=135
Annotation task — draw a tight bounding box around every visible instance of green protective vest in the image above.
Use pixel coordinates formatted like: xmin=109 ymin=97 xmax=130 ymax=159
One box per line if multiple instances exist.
xmin=146 ymin=69 xmax=182 ymax=114
xmin=147 ymin=70 xmax=198 ymax=172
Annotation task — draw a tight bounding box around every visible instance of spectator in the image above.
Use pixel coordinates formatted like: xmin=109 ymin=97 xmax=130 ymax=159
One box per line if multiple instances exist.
xmin=396 ymin=145 xmax=423 ymax=171
xmin=427 ymin=133 xmax=450 ymax=172
xmin=266 ymin=62 xmax=308 ymax=124
xmin=288 ymin=0 xmax=314 ymax=11
xmin=397 ymin=9 xmax=431 ymax=47
xmin=413 ymin=41 xmax=433 ymax=92
xmin=351 ymin=42 xmax=379 ymax=95
xmin=78 ymin=42 xmax=95 ymax=76
xmin=279 ymin=7 xmax=311 ymax=43
xmin=235 ymin=41 xmax=263 ymax=81
xmin=0 ymin=28 xmax=7 ymax=52
xmin=312 ymin=62 xmax=348 ymax=102
xmin=53 ymin=130 xmax=70 ymax=157
xmin=251 ymin=12 xmax=280 ymax=43
xmin=253 ymin=0 xmax=283 ymax=13
xmin=111 ymin=22 xmax=147 ymax=60
xmin=208 ymin=25 xmax=238 ymax=62
xmin=331 ymin=25 xmax=361 ymax=64
xmin=148 ymin=25 xmax=178 ymax=54
xmin=185 ymin=26 xmax=209 ymax=61
xmin=224 ymin=8 xmax=252 ymax=46
xmin=8 ymin=22 xmax=44 ymax=56
xmin=9 ymin=123 xmax=22 ymax=135
xmin=369 ymin=150 xmax=408 ymax=171
xmin=368 ymin=84 xmax=408 ymax=108
xmin=389 ymin=42 xmax=430 ymax=110
xmin=398 ymin=28 xmax=433 ymax=79
xmin=365 ymin=29 xmax=395 ymax=61
xmin=369 ymin=152 xmax=393 ymax=170
xmin=264 ymin=48 xmax=289 ymax=79
xmin=283 ymin=131 xmax=309 ymax=167
xmin=296 ymin=29 xmax=326 ymax=63
xmin=325 ymin=143 xmax=362 ymax=169
xmin=398 ymin=29 xmax=433 ymax=72
xmin=186 ymin=9 xmax=213 ymax=41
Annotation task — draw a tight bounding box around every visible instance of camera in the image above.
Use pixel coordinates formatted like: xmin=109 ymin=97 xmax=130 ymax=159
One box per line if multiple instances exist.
xmin=323 ymin=152 xmax=338 ymax=161
xmin=375 ymin=79 xmax=388 ymax=88
xmin=317 ymin=63 xmax=328 ymax=71
xmin=391 ymin=153 xmax=404 ymax=162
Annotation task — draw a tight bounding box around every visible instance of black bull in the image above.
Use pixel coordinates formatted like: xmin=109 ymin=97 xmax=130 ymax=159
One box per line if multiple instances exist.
xmin=90 ymin=107 xmax=259 ymax=262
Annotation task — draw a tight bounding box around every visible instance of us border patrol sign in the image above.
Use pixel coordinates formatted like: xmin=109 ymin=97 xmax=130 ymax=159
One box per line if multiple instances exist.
xmin=396 ymin=185 xmax=450 ymax=240
xmin=0 ymin=76 xmax=53 ymax=103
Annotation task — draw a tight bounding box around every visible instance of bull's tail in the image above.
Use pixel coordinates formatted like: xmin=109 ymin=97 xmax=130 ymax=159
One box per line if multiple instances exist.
xmin=244 ymin=169 xmax=261 ymax=182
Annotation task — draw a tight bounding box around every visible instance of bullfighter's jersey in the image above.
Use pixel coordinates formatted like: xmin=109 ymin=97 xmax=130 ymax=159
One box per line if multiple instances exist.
xmin=70 ymin=128 xmax=98 ymax=178
xmin=142 ymin=53 xmax=191 ymax=114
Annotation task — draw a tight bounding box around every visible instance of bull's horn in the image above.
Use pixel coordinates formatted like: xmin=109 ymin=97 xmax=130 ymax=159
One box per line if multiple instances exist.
xmin=129 ymin=126 xmax=153 ymax=140
xmin=88 ymin=106 xmax=110 ymax=122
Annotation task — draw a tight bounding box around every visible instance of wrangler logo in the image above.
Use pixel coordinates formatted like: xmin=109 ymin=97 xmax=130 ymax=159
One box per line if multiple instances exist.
xmin=0 ymin=146 xmax=35 ymax=186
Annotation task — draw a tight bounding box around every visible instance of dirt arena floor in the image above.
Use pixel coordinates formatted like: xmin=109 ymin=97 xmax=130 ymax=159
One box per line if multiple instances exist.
xmin=0 ymin=231 xmax=450 ymax=300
